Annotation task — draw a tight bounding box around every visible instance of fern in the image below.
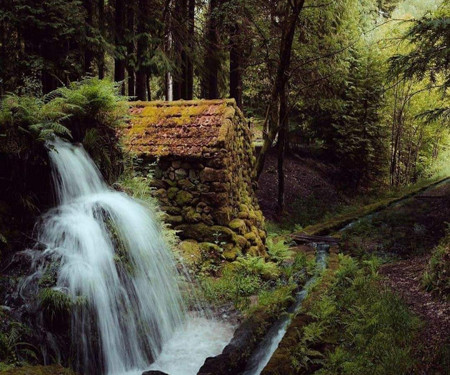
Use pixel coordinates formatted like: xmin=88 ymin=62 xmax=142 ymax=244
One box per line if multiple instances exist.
xmin=266 ymin=236 xmax=294 ymax=263
xmin=235 ymin=255 xmax=280 ymax=280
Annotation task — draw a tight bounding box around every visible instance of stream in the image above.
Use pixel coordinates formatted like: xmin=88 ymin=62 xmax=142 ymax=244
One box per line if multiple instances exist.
xmin=240 ymin=177 xmax=450 ymax=375
xmin=243 ymin=243 xmax=329 ymax=375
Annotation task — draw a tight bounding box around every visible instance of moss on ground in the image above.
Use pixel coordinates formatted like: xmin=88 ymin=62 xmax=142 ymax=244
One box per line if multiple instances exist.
xmin=301 ymin=176 xmax=450 ymax=236
xmin=0 ymin=365 xmax=76 ymax=375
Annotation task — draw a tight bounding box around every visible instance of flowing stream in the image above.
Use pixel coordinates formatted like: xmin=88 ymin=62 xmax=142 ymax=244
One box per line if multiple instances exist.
xmin=243 ymin=244 xmax=329 ymax=375
xmin=19 ymin=140 xmax=233 ymax=375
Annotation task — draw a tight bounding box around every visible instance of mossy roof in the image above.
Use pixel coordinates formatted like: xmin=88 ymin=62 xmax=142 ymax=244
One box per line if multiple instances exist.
xmin=122 ymin=99 xmax=241 ymax=157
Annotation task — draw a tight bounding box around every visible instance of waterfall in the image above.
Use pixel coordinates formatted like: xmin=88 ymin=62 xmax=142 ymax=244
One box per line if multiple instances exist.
xmin=16 ymin=139 xmax=234 ymax=375
xmin=33 ymin=139 xmax=186 ymax=374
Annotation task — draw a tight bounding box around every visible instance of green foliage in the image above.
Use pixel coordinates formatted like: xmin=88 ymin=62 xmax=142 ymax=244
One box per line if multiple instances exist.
xmin=248 ymin=285 xmax=296 ymax=317
xmin=266 ymin=237 xmax=295 ymax=263
xmin=390 ymin=1 xmax=450 ymax=93
xmin=53 ymin=78 xmax=127 ymax=128
xmin=0 ymin=320 xmax=37 ymax=365
xmin=288 ymin=255 xmax=420 ymax=375
xmin=0 ymin=94 xmax=72 ymax=149
xmin=0 ymin=0 xmax=88 ymax=94
xmin=200 ymin=265 xmax=265 ymax=310
xmin=38 ymin=288 xmax=73 ymax=323
xmin=422 ymin=227 xmax=450 ymax=299
xmin=235 ymin=256 xmax=281 ymax=280
xmin=304 ymin=47 xmax=388 ymax=188
xmin=116 ymin=174 xmax=180 ymax=250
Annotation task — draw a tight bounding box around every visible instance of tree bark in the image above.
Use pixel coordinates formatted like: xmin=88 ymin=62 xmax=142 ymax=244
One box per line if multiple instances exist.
xmin=114 ymin=0 xmax=126 ymax=94
xmin=98 ymin=0 xmax=105 ymax=78
xmin=127 ymin=1 xmax=136 ymax=97
xmin=136 ymin=0 xmax=149 ymax=100
xmin=186 ymin=0 xmax=195 ymax=99
xmin=230 ymin=22 xmax=243 ymax=108
xmin=83 ymin=0 xmax=95 ymax=74
xmin=203 ymin=0 xmax=221 ymax=99
xmin=277 ymin=87 xmax=288 ymax=214
xmin=255 ymin=0 xmax=306 ymax=178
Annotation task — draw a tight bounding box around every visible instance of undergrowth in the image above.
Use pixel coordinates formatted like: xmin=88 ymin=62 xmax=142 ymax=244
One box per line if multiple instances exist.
xmin=200 ymin=237 xmax=314 ymax=314
xmin=422 ymin=226 xmax=450 ymax=300
xmin=280 ymin=255 xmax=420 ymax=375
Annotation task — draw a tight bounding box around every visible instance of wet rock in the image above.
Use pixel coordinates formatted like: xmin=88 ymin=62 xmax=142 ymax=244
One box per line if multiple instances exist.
xmin=142 ymin=371 xmax=169 ymax=375
xmin=198 ymin=317 xmax=266 ymax=375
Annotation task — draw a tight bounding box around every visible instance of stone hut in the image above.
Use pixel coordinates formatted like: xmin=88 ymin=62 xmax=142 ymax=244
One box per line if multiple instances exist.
xmin=122 ymin=99 xmax=266 ymax=262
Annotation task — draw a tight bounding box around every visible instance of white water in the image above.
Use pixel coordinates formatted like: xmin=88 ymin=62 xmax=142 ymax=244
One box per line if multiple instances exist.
xmin=21 ymin=140 xmax=233 ymax=375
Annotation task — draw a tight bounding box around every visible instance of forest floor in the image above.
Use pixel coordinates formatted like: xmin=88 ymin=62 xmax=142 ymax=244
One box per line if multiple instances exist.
xmin=257 ymin=148 xmax=347 ymax=225
xmin=342 ymin=181 xmax=450 ymax=374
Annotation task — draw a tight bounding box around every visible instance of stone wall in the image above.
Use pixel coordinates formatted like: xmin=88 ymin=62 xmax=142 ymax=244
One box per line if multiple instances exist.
xmin=124 ymin=100 xmax=266 ymax=267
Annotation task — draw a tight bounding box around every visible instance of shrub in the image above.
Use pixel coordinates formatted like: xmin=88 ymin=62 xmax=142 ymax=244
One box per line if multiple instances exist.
xmin=422 ymin=229 xmax=450 ymax=300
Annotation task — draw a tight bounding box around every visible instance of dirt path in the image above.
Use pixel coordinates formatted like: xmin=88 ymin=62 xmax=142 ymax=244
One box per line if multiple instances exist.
xmin=378 ymin=181 xmax=450 ymax=374
xmin=381 ymin=257 xmax=450 ymax=374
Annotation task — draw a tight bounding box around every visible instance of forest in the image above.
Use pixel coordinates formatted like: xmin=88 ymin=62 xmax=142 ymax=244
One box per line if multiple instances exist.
xmin=0 ymin=0 xmax=449 ymax=374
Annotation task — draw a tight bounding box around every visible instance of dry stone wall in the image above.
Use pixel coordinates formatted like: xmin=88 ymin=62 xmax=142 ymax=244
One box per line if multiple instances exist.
xmin=123 ymin=100 xmax=266 ymax=267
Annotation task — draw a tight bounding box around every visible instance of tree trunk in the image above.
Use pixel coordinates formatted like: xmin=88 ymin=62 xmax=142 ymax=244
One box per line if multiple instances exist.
xmin=172 ymin=0 xmax=188 ymax=100
xmin=203 ymin=0 xmax=221 ymax=99
xmin=127 ymin=1 xmax=136 ymax=97
xmin=230 ymin=22 xmax=243 ymax=108
xmin=98 ymin=0 xmax=105 ymax=78
xmin=277 ymin=87 xmax=288 ymax=214
xmin=186 ymin=0 xmax=195 ymax=99
xmin=114 ymin=0 xmax=126 ymax=94
xmin=255 ymin=0 xmax=306 ymax=178
xmin=136 ymin=0 xmax=149 ymax=100
xmin=83 ymin=0 xmax=95 ymax=74
xmin=136 ymin=72 xmax=146 ymax=100
xmin=147 ymin=75 xmax=152 ymax=100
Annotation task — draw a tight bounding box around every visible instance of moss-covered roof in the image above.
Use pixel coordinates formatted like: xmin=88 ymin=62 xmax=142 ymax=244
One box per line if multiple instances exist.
xmin=122 ymin=99 xmax=240 ymax=157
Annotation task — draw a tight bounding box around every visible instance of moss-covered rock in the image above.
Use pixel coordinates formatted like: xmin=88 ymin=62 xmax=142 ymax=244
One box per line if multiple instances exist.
xmin=178 ymin=178 xmax=195 ymax=190
xmin=223 ymin=246 xmax=240 ymax=261
xmin=229 ymin=219 xmax=247 ymax=234
xmin=183 ymin=207 xmax=202 ymax=223
xmin=200 ymin=167 xmax=227 ymax=183
xmin=199 ymin=242 xmax=222 ymax=254
xmin=179 ymin=240 xmax=202 ymax=268
xmin=175 ymin=190 xmax=193 ymax=206
xmin=165 ymin=215 xmax=183 ymax=224
xmin=234 ymin=235 xmax=248 ymax=249
xmin=176 ymin=223 xmax=238 ymax=243
xmin=244 ymin=231 xmax=257 ymax=243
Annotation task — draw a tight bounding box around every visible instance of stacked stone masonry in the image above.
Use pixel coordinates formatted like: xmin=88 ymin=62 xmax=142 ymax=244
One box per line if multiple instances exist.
xmin=122 ymin=99 xmax=266 ymax=262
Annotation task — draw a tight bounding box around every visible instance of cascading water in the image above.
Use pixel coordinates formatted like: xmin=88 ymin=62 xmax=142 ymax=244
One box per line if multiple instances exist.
xmin=18 ymin=139 xmax=234 ymax=375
